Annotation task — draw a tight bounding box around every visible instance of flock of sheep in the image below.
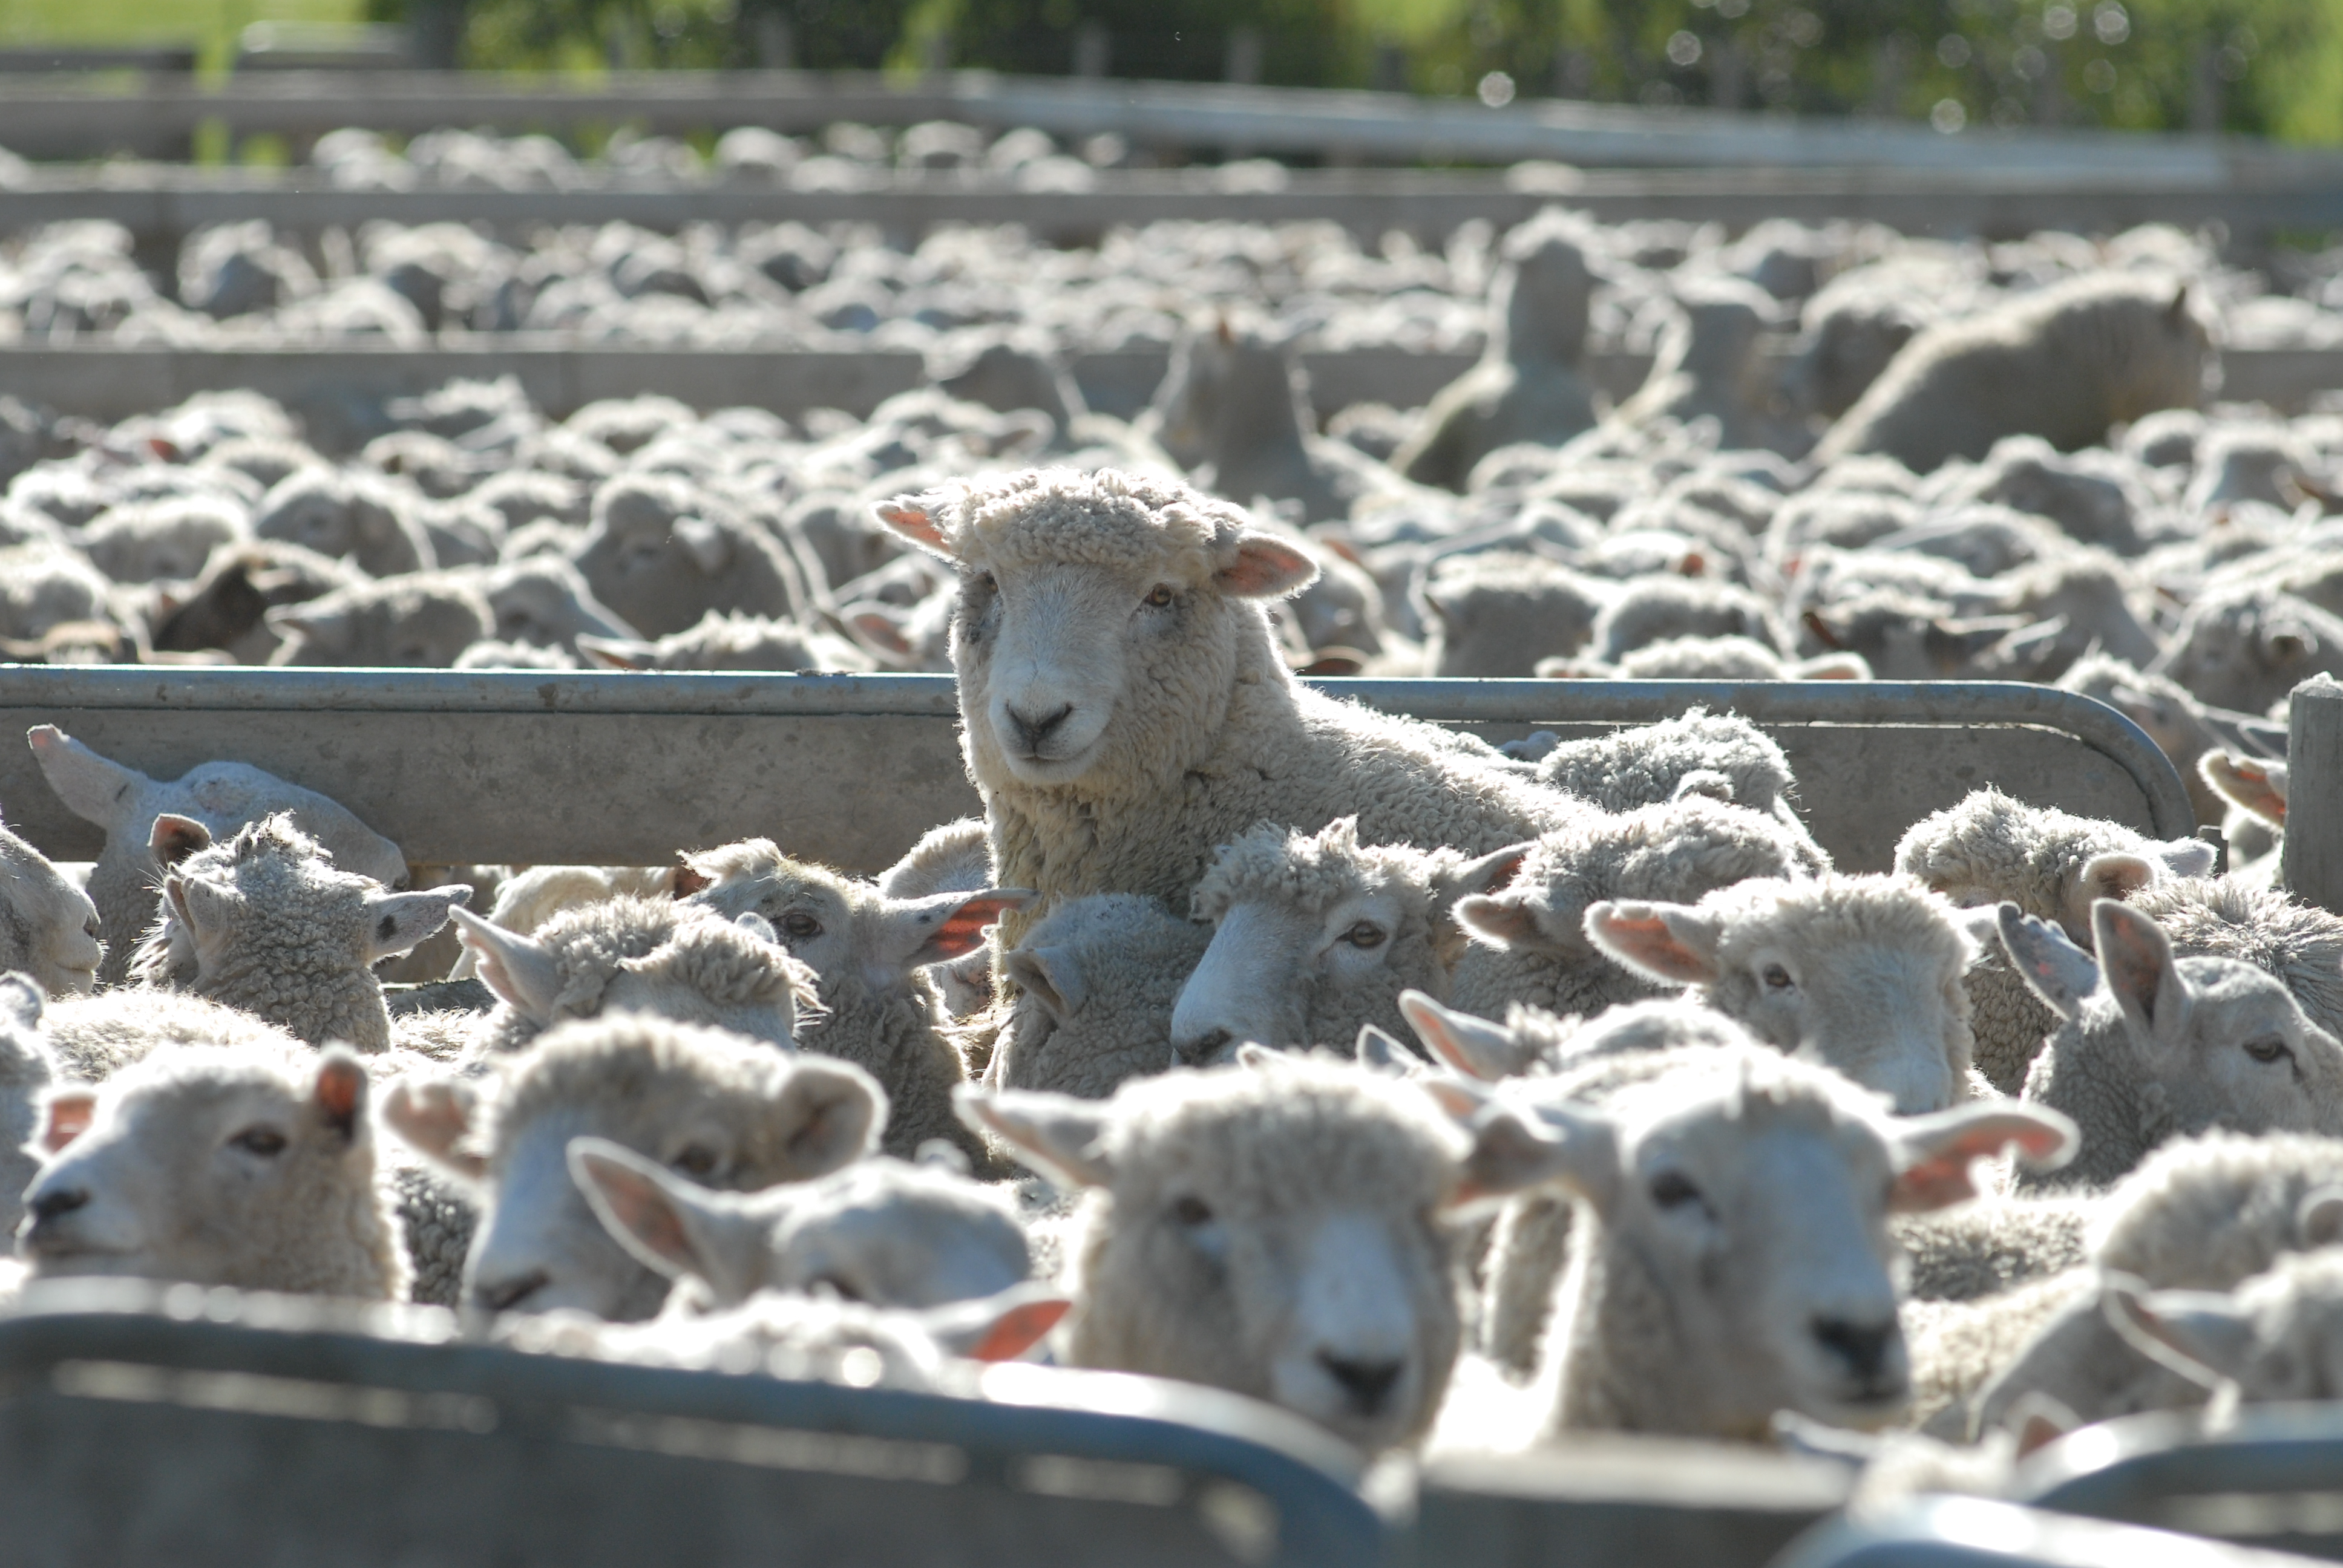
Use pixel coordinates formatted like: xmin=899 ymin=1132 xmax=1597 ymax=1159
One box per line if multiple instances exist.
xmin=7 ymin=169 xmax=2343 ymax=1511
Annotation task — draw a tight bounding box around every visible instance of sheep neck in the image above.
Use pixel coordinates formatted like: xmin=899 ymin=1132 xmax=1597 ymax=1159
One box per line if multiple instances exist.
xmin=193 ymin=953 xmax=392 ymax=1054
xmin=795 ymin=969 xmax=981 ymax=1165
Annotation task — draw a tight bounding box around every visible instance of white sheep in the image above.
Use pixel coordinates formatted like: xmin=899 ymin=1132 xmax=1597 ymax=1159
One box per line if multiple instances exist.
xmin=569 ymin=471 xmax=808 ymax=638
xmin=266 ymin=571 xmax=494 ymax=668
xmin=0 ymin=973 xmax=57 ymax=1236
xmin=0 ymin=806 xmax=102 ymax=997
xmin=384 ymin=1013 xmax=886 ymax=1319
xmin=991 ymin=892 xmax=1214 ymax=1097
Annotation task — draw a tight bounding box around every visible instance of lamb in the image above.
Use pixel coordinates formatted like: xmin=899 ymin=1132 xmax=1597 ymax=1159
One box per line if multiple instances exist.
xmin=2057 ymin=654 xmax=2256 ymax=829
xmin=2001 ymin=901 xmax=2343 ymax=1190
xmin=1414 ymin=552 xmax=1612 ymax=678
xmin=570 ymin=471 xmax=807 ymax=638
xmin=2100 ymin=1245 xmax=2343 ymax=1411
xmin=77 ymin=495 xmax=246 ymax=586
xmin=36 ymin=988 xmax=308 ymax=1085
xmin=127 ymin=812 xmax=467 ymax=1054
xmin=1547 ymin=635 xmax=1870 ymax=682
xmin=991 ymin=893 xmax=1214 ymax=1097
xmin=1394 ymin=212 xmax=1599 ymax=492
xmin=25 ymin=724 xmax=407 ymax=986
xmin=266 ymin=572 xmax=494 ymax=668
xmin=2153 ymin=586 xmax=2343 ymax=717
xmin=459 ymin=556 xmax=638 ymax=652
xmin=1584 ymin=874 xmax=1984 ymax=1113
xmin=1815 ymin=274 xmax=2210 ymax=472
xmin=149 ymin=540 xmax=365 ymax=663
xmin=675 ymin=840 xmax=1026 ymax=1163
xmin=0 ymin=808 xmax=102 ymax=996
xmin=1894 ymin=789 xmax=2218 ymax=1094
xmin=571 ymin=1137 xmax=1031 ymax=1311
xmin=1170 ymin=817 xmax=1529 ymax=1063
xmin=1522 ymin=710 xmax=1803 ymax=821
xmin=1449 ymin=795 xmax=1829 ymax=1023
xmin=1588 ymin=577 xmax=1789 ymax=667
xmin=1433 ymin=1044 xmax=2075 ymax=1446
xmin=2124 ymin=875 xmax=2343 ymax=1043
xmin=874 ymin=468 xmax=1585 ymax=948
xmin=384 ymin=1014 xmax=884 ymax=1319
xmin=254 ymin=466 xmax=435 ymax=577
xmin=961 ymin=1050 xmax=1567 ymax=1451
xmin=437 ymin=897 xmax=818 ymax=1065
xmin=0 ymin=974 xmax=57 ymax=1235
xmin=0 ymin=538 xmax=113 ymax=645
xmin=577 ymin=609 xmax=876 ymax=673
xmin=18 ymin=1042 xmax=406 ymax=1300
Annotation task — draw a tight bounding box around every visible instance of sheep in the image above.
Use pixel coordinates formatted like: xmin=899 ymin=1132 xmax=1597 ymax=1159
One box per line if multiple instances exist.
xmin=570 ymin=1137 xmax=1031 ymax=1312
xmin=439 ymin=896 xmax=819 ymax=1063
xmin=36 ymin=988 xmax=307 ymax=1085
xmin=0 ymin=538 xmax=113 ymax=645
xmin=577 ymin=609 xmax=876 ymax=673
xmin=459 ymin=864 xmax=683 ymax=952
xmin=569 ymin=472 xmax=807 ymax=638
xmin=960 ymin=1050 xmax=1567 ymax=1451
xmin=1816 ymin=274 xmax=2210 ymax=472
xmin=1613 ymin=279 xmax=1804 ymax=456
xmin=2099 ymin=1245 xmax=2343 ymax=1411
xmin=2124 ymin=875 xmax=2343 ymax=1043
xmin=459 ymin=557 xmax=638 ymax=653
xmin=877 ymin=815 xmax=998 ymax=1018
xmin=1583 ymin=874 xmax=1985 ymax=1114
xmin=1795 ymin=590 xmax=2054 ymax=682
xmin=1522 ymin=709 xmax=1803 ymax=820
xmin=2200 ymin=751 xmax=2287 ymax=881
xmin=1922 ymin=437 xmax=2152 ymax=558
xmin=1588 ymin=577 xmax=1788 ymax=666
xmin=383 ymin=1014 xmax=884 ymax=1319
xmin=1547 ymin=635 xmax=1870 ymax=682
xmin=874 ymin=468 xmax=1585 ymax=949
xmin=1449 ymin=795 xmax=1829 ymax=1023
xmin=19 ymin=1042 xmax=406 ymax=1301
xmin=266 ymin=571 xmax=494 ymax=668
xmin=2001 ymin=901 xmax=2343 ymax=1190
xmin=674 ymin=840 xmax=1027 ymax=1164
xmin=2057 ymin=654 xmax=2253 ymax=829
xmin=991 ymin=893 xmax=1214 ymax=1097
xmin=24 ymin=725 xmax=407 ymax=987
xmin=149 ymin=540 xmax=365 ymax=662
xmin=0 ymin=808 xmax=102 ymax=997
xmin=2153 ymin=586 xmax=2343 ymax=717
xmin=127 ymin=812 xmax=467 ymax=1055
xmin=1170 ymin=817 xmax=1530 ymax=1064
xmin=1414 ymin=552 xmax=1613 ymax=678
xmin=0 ymin=973 xmax=57 ymax=1236
xmin=1894 ymin=790 xmax=2218 ymax=1094
xmin=254 ymin=466 xmax=436 ymax=577
xmin=77 ymin=495 xmax=246 ymax=586
xmin=1435 ymin=1044 xmax=2076 ymax=1446
xmin=1394 ymin=212 xmax=1599 ymax=492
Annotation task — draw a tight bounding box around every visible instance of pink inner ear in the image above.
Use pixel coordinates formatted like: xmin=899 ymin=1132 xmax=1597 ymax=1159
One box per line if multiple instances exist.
xmin=876 ymin=503 xmax=949 ymax=554
xmin=1459 ymin=897 xmax=1537 ymax=946
xmin=587 ymin=1160 xmax=692 ymax=1265
xmin=968 ymin=1298 xmax=1071 ymax=1361
xmin=314 ymin=1062 xmax=364 ymax=1125
xmin=924 ymin=896 xmax=1024 ymax=960
xmin=671 ymin=858 xmax=713 ymax=899
xmin=42 ymin=1095 xmax=96 ymax=1154
xmin=1215 ymin=538 xmax=1316 ymax=598
xmin=1889 ymin=1152 xmax=1981 ymax=1212
xmin=1480 ymin=851 xmax=1529 ymax=897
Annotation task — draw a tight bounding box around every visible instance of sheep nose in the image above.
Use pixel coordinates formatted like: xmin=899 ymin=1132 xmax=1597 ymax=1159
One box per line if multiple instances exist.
xmin=27 ymin=1187 xmax=88 ymax=1225
xmin=1811 ymin=1315 xmax=1898 ymax=1383
xmin=1006 ymin=702 xmax=1074 ymax=751
xmin=1175 ymin=1027 xmax=1233 ymax=1065
xmin=474 ymin=1269 xmax=551 ymax=1315
xmin=1317 ymin=1352 xmax=1404 ymax=1416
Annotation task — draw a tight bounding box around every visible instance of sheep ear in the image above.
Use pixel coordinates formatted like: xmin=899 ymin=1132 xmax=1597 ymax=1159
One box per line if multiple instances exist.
xmin=957 ymin=1086 xmax=1113 ymax=1187
xmin=575 ymin=634 xmax=654 ymax=671
xmin=920 ymin=1282 xmax=1072 ymax=1362
xmin=1455 ymin=893 xmax=1544 ymax=951
xmin=27 ymin=726 xmax=148 ymax=831
xmin=1233 ymin=1042 xmax=1279 ymax=1068
xmin=873 ymin=498 xmax=955 ymax=560
xmin=448 ymin=906 xmax=565 ymax=1024
xmin=149 ymin=813 xmax=212 ymax=868
xmin=362 ymin=887 xmax=470 ymax=962
xmin=2071 ymin=853 xmax=2158 ymax=920
xmin=1435 ymin=844 xmax=1532 ymax=913
xmin=2152 ymin=837 xmax=2221 ymax=879
xmin=671 ymin=854 xmax=714 ymax=899
xmin=2105 ymin=1275 xmax=2255 ymax=1388
xmin=2092 ymin=899 xmax=2189 ymax=1052
xmin=37 ymin=1088 xmax=97 ymax=1154
xmin=2298 ymin=1185 xmax=2343 ymax=1250
xmin=1582 ymin=900 xmax=1723 ymax=986
xmin=381 ymin=1077 xmax=485 ymax=1180
xmin=1214 ymin=531 xmax=1319 ymax=599
xmin=844 ymin=605 xmax=917 ymax=663
xmin=310 ymin=1050 xmax=369 ymax=1143
xmin=2004 ymin=1391 xmax=2079 ymax=1458
xmin=1004 ymin=945 xmax=1083 ymax=1019
xmin=1398 ymin=990 xmax=1529 ymax=1082
xmin=1890 ymin=1103 xmax=2079 ymax=1212
xmin=1997 ymin=903 xmax=2099 ymax=1022
xmin=1353 ymin=1024 xmax=1420 ymax=1076
xmin=889 ymin=888 xmax=1036 ymax=970
xmin=772 ymin=1057 xmax=883 ymax=1175
xmin=266 ymin=603 xmax=349 ymax=648
xmin=2168 ymin=282 xmax=2193 ymax=323
xmin=1801 ymin=607 xmax=1848 ymax=650
xmin=568 ymin=1135 xmax=763 ymax=1291
xmin=2200 ymin=753 xmax=2289 ymax=827
xmin=0 ymin=973 xmax=42 ymax=1030
xmin=1460 ymin=1100 xmax=1619 ymax=1212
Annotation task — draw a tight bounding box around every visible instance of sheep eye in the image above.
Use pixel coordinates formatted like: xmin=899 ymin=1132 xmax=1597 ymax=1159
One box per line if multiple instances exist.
xmin=1342 ymin=921 xmax=1387 ymax=949
xmin=780 ymin=912 xmax=822 ymax=941
xmin=1144 ymin=584 xmax=1176 ymax=609
xmin=2246 ymin=1037 xmax=2294 ymax=1065
xmin=1171 ymin=1195 xmax=1214 ymax=1226
xmin=1760 ymin=963 xmax=1795 ymax=991
xmin=1648 ymin=1170 xmax=1703 ymax=1210
xmin=229 ymin=1126 xmax=287 ymax=1157
xmin=672 ymin=1145 xmax=719 ymax=1177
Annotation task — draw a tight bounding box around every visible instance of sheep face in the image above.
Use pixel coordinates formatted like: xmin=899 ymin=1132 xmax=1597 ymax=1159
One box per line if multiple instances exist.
xmin=570 ymin=1140 xmax=1031 ymax=1312
xmin=2107 ymin=1247 xmax=2343 ymax=1408
xmin=386 ymin=1018 xmax=883 ymax=1321
xmin=571 ymin=474 xmax=802 ymax=639
xmin=21 ymin=1046 xmax=400 ymax=1299
xmin=874 ymin=469 xmax=1316 ymax=791
xmin=2155 ymin=590 xmax=2343 ymax=716
xmin=0 ymin=818 xmax=100 ymax=996
xmin=254 ymin=469 xmax=428 ymax=578
xmin=1173 ymin=818 xmax=1525 ymax=1062
xmin=964 ymin=1055 xmax=1556 ymax=1451
xmin=997 ymin=893 xmax=1213 ymax=1098
xmin=477 ymin=559 xmax=637 ymax=650
xmin=267 ymin=576 xmax=492 ymax=668
xmin=1511 ymin=1051 xmax=2076 ymax=1439
xmin=1894 ymin=789 xmax=2215 ymax=943
xmin=0 ymin=975 xmax=55 ymax=1236
xmin=1588 ymin=875 xmax=1978 ymax=1114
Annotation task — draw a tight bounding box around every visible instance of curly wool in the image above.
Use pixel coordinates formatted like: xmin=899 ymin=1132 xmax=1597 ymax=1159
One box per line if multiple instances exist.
xmin=1902 ymin=1270 xmax=2094 ymax=1439
xmin=133 ymin=814 xmax=399 ymax=1053
xmin=2089 ymin=1131 xmax=2343 ymax=1290
xmin=2126 ymin=877 xmax=2343 ymax=1041
xmin=41 ymin=990 xmax=305 ymax=1083
xmin=1890 ymin=1200 xmax=2093 ymax=1304
xmin=384 ymin=1158 xmax=474 ymax=1308
xmin=1532 ymin=710 xmax=1801 ymax=818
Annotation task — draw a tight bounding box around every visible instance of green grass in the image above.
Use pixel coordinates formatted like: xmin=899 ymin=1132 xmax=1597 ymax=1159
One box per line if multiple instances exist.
xmin=0 ymin=0 xmax=370 ymax=74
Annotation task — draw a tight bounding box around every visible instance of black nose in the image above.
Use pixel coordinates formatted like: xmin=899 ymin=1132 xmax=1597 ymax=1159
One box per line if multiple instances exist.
xmin=1811 ymin=1315 xmax=1898 ymax=1383
xmin=1178 ymin=1028 xmax=1233 ymax=1065
xmin=1318 ymin=1353 xmax=1404 ymax=1415
xmin=474 ymin=1270 xmax=550 ymax=1314
xmin=1007 ymin=703 xmax=1073 ymax=751
xmin=28 ymin=1187 xmax=88 ymax=1225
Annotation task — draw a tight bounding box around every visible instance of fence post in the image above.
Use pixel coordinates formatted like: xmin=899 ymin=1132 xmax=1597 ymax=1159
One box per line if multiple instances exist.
xmin=2285 ymin=675 xmax=2343 ymax=913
